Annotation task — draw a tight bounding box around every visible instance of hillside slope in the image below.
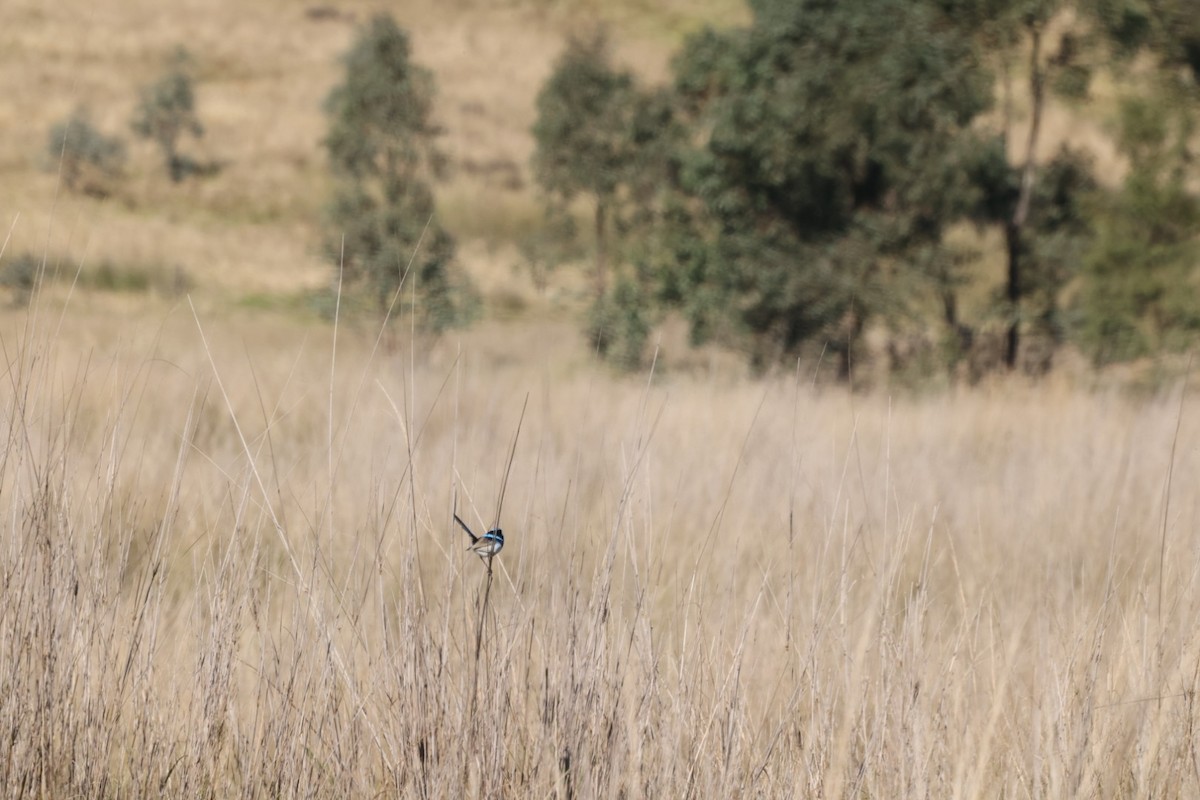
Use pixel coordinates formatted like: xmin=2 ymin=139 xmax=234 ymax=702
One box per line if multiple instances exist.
xmin=0 ymin=0 xmax=746 ymax=305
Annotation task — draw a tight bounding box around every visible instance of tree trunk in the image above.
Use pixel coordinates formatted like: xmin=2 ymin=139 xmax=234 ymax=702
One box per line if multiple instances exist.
xmin=942 ymin=286 xmax=959 ymax=332
xmin=1006 ymin=22 xmax=1045 ymax=370
xmin=942 ymin=285 xmax=973 ymax=355
xmin=837 ymin=304 xmax=862 ymax=383
xmin=594 ymin=197 xmax=608 ymax=300
xmin=1004 ymin=219 xmax=1023 ymax=368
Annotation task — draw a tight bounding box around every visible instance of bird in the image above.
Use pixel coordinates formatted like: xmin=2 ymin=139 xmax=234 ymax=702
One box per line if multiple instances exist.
xmin=454 ymin=513 xmax=504 ymax=560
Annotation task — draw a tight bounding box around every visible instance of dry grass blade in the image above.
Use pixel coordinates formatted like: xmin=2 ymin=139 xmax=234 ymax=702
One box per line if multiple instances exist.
xmin=492 ymin=393 xmax=529 ymax=534
xmin=1158 ymin=355 xmax=1191 ymax=628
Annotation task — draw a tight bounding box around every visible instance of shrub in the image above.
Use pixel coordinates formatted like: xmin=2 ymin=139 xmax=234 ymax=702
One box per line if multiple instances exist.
xmin=323 ymin=14 xmax=474 ymax=331
xmin=45 ymin=107 xmax=126 ymax=196
xmin=131 ymin=48 xmax=205 ymax=182
xmin=0 ymin=254 xmax=42 ymax=307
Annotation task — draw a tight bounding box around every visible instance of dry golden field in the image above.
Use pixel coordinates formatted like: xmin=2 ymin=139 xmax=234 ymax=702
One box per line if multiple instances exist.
xmin=4 ymin=0 xmax=1200 ymax=797
xmin=4 ymin=292 xmax=1200 ymax=796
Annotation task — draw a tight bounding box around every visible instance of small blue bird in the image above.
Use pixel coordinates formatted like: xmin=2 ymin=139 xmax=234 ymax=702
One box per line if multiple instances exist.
xmin=454 ymin=513 xmax=504 ymax=559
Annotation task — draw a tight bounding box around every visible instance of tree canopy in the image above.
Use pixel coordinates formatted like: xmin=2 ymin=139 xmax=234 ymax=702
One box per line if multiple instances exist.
xmin=323 ymin=14 xmax=473 ymax=330
xmin=532 ymin=31 xmax=629 ymax=302
xmin=524 ymin=0 xmax=1200 ymax=380
xmin=648 ymin=0 xmax=997 ymax=373
xmin=130 ymin=48 xmax=204 ymax=182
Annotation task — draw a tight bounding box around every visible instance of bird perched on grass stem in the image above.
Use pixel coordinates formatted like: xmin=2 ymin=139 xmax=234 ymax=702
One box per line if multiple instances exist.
xmin=454 ymin=513 xmax=503 ymax=559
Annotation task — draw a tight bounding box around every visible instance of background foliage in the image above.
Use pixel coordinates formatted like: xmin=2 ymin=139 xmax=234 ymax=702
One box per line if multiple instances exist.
xmin=130 ymin=48 xmax=206 ymax=182
xmin=323 ymin=14 xmax=475 ymax=330
xmin=525 ymin=0 xmax=1198 ymax=378
xmin=9 ymin=0 xmax=1200 ymax=372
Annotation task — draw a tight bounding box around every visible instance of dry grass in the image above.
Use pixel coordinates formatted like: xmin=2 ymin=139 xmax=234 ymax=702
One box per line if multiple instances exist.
xmin=1 ymin=286 xmax=1200 ymax=797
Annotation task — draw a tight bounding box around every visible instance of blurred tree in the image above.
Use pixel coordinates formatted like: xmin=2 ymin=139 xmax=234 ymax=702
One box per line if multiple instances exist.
xmin=131 ymin=48 xmax=204 ymax=182
xmin=46 ymin=106 xmax=126 ymax=197
xmin=532 ymin=31 xmax=636 ymax=300
xmin=532 ymin=31 xmax=683 ymax=366
xmin=323 ymin=14 xmax=473 ymax=329
xmin=0 ymin=254 xmax=40 ymax=308
xmin=1075 ymin=0 xmax=1200 ymax=364
xmin=587 ymin=272 xmax=654 ymax=369
xmin=876 ymin=0 xmax=1099 ymax=376
xmin=1093 ymin=0 xmax=1200 ymax=82
xmin=1078 ymin=89 xmax=1199 ymax=363
xmin=647 ymin=0 xmax=995 ymax=377
xmin=516 ymin=206 xmax=583 ymax=295
xmin=972 ymin=0 xmax=1100 ymax=369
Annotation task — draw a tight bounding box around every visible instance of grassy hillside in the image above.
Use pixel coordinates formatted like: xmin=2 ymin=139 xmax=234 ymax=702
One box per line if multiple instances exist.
xmin=0 ymin=0 xmax=747 ymax=310
xmin=0 ymin=0 xmax=1130 ymax=341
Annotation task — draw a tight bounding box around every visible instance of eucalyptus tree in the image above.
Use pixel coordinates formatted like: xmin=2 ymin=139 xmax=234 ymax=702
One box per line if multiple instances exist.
xmin=655 ymin=0 xmax=997 ymax=376
xmin=324 ymin=14 xmax=473 ymax=329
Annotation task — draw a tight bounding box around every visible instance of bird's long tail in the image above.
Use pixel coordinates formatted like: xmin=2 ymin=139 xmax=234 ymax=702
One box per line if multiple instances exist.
xmin=453 ymin=513 xmax=479 ymax=543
